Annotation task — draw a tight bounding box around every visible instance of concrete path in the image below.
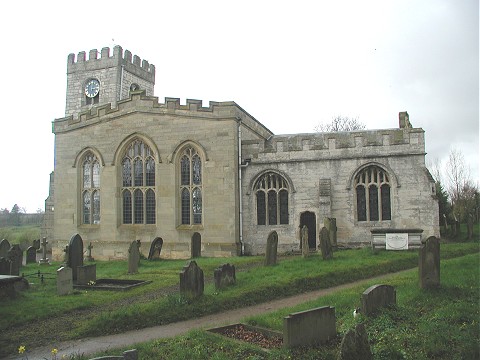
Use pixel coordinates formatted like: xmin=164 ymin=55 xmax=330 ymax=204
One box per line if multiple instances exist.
xmin=5 ymin=269 xmax=412 ymax=360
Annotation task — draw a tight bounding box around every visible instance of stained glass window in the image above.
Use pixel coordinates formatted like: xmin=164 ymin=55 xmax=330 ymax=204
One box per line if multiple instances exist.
xmin=179 ymin=147 xmax=203 ymax=225
xmin=254 ymin=172 xmax=289 ymax=225
xmin=354 ymin=166 xmax=391 ymax=222
xmin=121 ymin=139 xmax=156 ymax=224
xmin=82 ymin=152 xmax=100 ymax=224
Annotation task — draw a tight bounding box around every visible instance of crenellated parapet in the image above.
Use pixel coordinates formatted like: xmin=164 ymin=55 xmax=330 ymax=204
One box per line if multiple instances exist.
xmin=241 ymin=127 xmax=426 ymax=163
xmin=67 ymin=45 xmax=155 ymax=83
xmin=54 ymin=91 xmax=272 ymax=139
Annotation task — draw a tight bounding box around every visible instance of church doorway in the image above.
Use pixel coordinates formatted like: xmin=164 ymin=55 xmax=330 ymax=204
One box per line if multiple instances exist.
xmin=191 ymin=232 xmax=201 ymax=258
xmin=300 ymin=212 xmax=317 ymax=250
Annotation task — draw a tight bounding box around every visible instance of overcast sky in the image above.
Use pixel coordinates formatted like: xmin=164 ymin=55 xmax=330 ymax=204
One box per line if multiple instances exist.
xmin=0 ymin=0 xmax=478 ymax=212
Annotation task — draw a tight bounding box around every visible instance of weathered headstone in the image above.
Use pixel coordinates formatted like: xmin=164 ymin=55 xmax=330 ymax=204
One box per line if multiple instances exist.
xmin=57 ymin=266 xmax=73 ymax=296
xmin=39 ymin=237 xmax=50 ymax=265
xmin=0 ymin=239 xmax=10 ymax=259
xmin=26 ymin=246 xmax=37 ymax=264
xmin=148 ymin=237 xmax=163 ymax=260
xmin=337 ymin=323 xmax=373 ymax=360
xmin=265 ymin=231 xmax=278 ymax=266
xmin=128 ymin=240 xmax=140 ymax=274
xmin=324 ymin=217 xmax=337 ymax=247
xmin=63 ymin=245 xmax=69 ymax=265
xmin=8 ymin=245 xmax=23 ymax=276
xmin=86 ymin=242 xmax=94 ymax=262
xmin=419 ymin=236 xmax=440 ymax=289
xmin=67 ymin=234 xmax=84 ymax=281
xmin=77 ymin=264 xmax=97 ymax=285
xmin=179 ymin=260 xmax=204 ymax=298
xmin=32 ymin=239 xmax=40 ymax=250
xmin=0 ymin=258 xmax=11 ymax=275
xmin=319 ymin=227 xmax=333 ymax=260
xmin=283 ymin=306 xmax=336 ymax=347
xmin=301 ymin=225 xmax=309 ymax=258
xmin=214 ymin=263 xmax=236 ymax=289
xmin=361 ymin=284 xmax=396 ymax=316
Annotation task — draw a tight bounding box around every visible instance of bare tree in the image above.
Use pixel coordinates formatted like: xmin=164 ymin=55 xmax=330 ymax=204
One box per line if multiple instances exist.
xmin=314 ymin=115 xmax=366 ymax=132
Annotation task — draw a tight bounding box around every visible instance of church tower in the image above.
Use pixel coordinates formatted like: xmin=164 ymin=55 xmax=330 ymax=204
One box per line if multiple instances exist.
xmin=64 ymin=45 xmax=155 ymax=118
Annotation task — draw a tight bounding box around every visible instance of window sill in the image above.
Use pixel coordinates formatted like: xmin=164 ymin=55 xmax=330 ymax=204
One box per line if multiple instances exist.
xmin=355 ymin=220 xmax=392 ymax=227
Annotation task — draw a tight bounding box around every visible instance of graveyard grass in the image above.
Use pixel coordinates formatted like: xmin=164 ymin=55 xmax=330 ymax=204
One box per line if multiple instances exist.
xmin=0 ymin=238 xmax=478 ymax=358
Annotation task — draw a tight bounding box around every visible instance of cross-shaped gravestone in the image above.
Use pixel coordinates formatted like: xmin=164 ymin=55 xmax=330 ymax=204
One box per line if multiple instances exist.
xmin=39 ymin=237 xmax=50 ymax=265
xmin=86 ymin=242 xmax=94 ymax=262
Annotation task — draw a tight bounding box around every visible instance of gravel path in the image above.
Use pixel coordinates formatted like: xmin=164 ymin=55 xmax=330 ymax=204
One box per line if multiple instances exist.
xmin=4 ymin=268 xmax=412 ymax=360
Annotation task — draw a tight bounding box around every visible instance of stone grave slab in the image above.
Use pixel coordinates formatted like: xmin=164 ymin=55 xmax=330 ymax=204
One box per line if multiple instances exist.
xmin=68 ymin=234 xmax=84 ymax=281
xmin=77 ymin=264 xmax=97 ymax=285
xmin=180 ymin=260 xmax=204 ymax=298
xmin=57 ymin=266 xmax=73 ymax=296
xmin=419 ymin=236 xmax=440 ymax=289
xmin=265 ymin=231 xmax=278 ymax=266
xmin=361 ymin=284 xmax=396 ymax=316
xmin=148 ymin=237 xmax=163 ymax=260
xmin=301 ymin=225 xmax=309 ymax=258
xmin=8 ymin=245 xmax=22 ymax=276
xmin=338 ymin=323 xmax=373 ymax=360
xmin=0 ymin=239 xmax=10 ymax=258
xmin=214 ymin=263 xmax=236 ymax=289
xmin=26 ymin=246 xmax=37 ymax=264
xmin=319 ymin=227 xmax=333 ymax=260
xmin=283 ymin=306 xmax=336 ymax=347
xmin=128 ymin=240 xmax=141 ymax=274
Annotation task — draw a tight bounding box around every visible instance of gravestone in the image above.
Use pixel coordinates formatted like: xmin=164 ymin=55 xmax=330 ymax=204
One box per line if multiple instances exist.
xmin=26 ymin=246 xmax=37 ymax=264
xmin=0 ymin=258 xmax=10 ymax=275
xmin=77 ymin=264 xmax=97 ymax=285
xmin=337 ymin=323 xmax=373 ymax=360
xmin=361 ymin=284 xmax=396 ymax=316
xmin=324 ymin=217 xmax=337 ymax=247
xmin=179 ymin=260 xmax=204 ymax=299
xmin=319 ymin=227 xmax=333 ymax=260
xmin=128 ymin=240 xmax=140 ymax=274
xmin=67 ymin=234 xmax=84 ymax=281
xmin=283 ymin=306 xmax=336 ymax=347
xmin=32 ymin=239 xmax=41 ymax=250
xmin=63 ymin=245 xmax=70 ymax=265
xmin=214 ymin=263 xmax=236 ymax=289
xmin=86 ymin=242 xmax=94 ymax=262
xmin=0 ymin=239 xmax=10 ymax=259
xmin=419 ymin=236 xmax=440 ymax=289
xmin=39 ymin=237 xmax=50 ymax=265
xmin=8 ymin=245 xmax=23 ymax=276
xmin=301 ymin=225 xmax=309 ymax=258
xmin=148 ymin=237 xmax=163 ymax=260
xmin=57 ymin=266 xmax=73 ymax=296
xmin=467 ymin=214 xmax=473 ymax=240
xmin=265 ymin=231 xmax=278 ymax=266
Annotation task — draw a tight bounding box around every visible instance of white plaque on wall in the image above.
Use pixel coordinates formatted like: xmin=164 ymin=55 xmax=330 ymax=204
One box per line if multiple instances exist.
xmin=386 ymin=233 xmax=409 ymax=250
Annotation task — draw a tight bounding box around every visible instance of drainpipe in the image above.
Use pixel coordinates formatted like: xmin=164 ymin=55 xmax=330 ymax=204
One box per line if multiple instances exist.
xmin=237 ymin=117 xmax=250 ymax=255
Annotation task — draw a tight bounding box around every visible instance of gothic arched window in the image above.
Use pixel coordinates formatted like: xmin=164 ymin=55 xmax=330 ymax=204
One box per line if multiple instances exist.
xmin=255 ymin=172 xmax=289 ymax=225
xmin=82 ymin=152 xmax=100 ymax=224
xmin=354 ymin=166 xmax=391 ymax=222
xmin=121 ymin=139 xmax=156 ymax=224
xmin=179 ymin=147 xmax=203 ymax=225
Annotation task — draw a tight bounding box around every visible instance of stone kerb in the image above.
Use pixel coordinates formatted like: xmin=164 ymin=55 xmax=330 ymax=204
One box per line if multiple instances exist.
xmin=361 ymin=284 xmax=396 ymax=316
xmin=57 ymin=266 xmax=73 ymax=296
xmin=419 ymin=236 xmax=440 ymax=289
xmin=77 ymin=264 xmax=97 ymax=285
xmin=214 ymin=263 xmax=236 ymax=290
xmin=179 ymin=260 xmax=204 ymax=299
xmin=283 ymin=306 xmax=336 ymax=347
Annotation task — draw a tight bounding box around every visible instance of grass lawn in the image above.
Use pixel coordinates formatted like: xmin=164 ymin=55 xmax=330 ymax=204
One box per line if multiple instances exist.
xmin=1 ymin=241 xmax=478 ymax=358
xmin=86 ymin=252 xmax=480 ymax=360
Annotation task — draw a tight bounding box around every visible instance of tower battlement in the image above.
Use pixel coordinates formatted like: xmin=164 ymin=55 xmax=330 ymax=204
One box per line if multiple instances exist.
xmin=67 ymin=45 xmax=155 ymax=83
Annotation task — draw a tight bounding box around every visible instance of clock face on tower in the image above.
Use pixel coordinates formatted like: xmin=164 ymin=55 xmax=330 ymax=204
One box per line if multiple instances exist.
xmin=85 ymin=79 xmax=100 ymax=98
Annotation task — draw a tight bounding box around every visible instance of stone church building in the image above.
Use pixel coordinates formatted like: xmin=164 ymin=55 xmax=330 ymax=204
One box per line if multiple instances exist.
xmin=46 ymin=46 xmax=439 ymax=260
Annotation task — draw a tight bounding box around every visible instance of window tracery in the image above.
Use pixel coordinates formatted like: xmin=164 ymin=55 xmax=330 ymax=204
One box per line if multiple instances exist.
xmin=354 ymin=166 xmax=391 ymax=222
xmin=179 ymin=147 xmax=203 ymax=225
xmin=82 ymin=152 xmax=100 ymax=224
xmin=255 ymin=172 xmax=289 ymax=225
